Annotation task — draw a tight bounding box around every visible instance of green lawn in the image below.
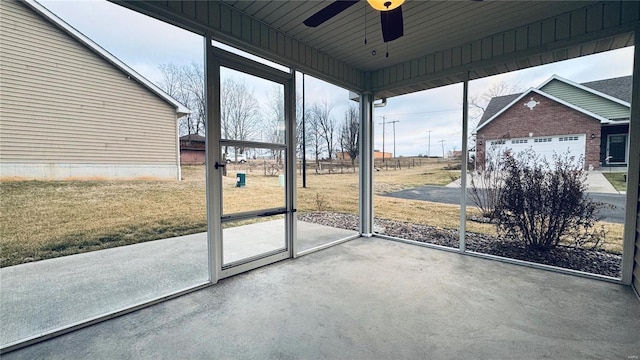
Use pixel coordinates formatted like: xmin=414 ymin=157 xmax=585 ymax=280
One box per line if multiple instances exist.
xmin=603 ymin=172 xmax=627 ymax=192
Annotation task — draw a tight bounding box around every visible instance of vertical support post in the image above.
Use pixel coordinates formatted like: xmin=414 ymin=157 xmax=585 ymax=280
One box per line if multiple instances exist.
xmin=460 ymin=73 xmax=470 ymax=253
xmin=205 ymin=35 xmax=221 ymax=284
xmin=288 ymin=70 xmax=298 ymax=258
xmin=621 ymin=32 xmax=639 ymax=285
xmin=360 ymin=92 xmax=374 ymax=237
xmin=302 ymin=73 xmax=307 ymax=188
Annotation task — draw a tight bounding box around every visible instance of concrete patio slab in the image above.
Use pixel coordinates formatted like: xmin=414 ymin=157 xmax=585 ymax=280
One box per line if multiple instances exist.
xmin=3 ymin=237 xmax=639 ymax=359
xmin=0 ymin=220 xmax=356 ymax=347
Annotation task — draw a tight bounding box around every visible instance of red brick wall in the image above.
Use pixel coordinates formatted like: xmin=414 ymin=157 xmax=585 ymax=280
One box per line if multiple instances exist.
xmin=180 ymin=149 xmax=205 ymax=165
xmin=476 ymin=94 xmax=601 ymax=169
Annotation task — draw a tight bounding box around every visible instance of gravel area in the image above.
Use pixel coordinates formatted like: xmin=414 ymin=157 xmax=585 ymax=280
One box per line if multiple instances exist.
xmin=298 ymin=211 xmax=621 ymax=278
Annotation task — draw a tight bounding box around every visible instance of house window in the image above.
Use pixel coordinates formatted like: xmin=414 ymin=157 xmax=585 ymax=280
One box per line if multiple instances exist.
xmin=511 ymin=139 xmax=528 ymax=144
xmin=534 ymin=138 xmax=552 ymax=143
xmin=559 ymin=136 xmax=578 ymax=142
xmin=490 ymin=140 xmax=505 ymax=145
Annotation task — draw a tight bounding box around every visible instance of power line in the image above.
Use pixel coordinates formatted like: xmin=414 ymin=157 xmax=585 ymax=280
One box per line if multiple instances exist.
xmin=388 ymin=120 xmax=399 ymax=158
xmin=377 ymin=109 xmax=460 ymax=118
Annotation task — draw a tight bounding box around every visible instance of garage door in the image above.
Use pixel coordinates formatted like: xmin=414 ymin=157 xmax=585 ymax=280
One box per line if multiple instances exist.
xmin=487 ymin=134 xmax=585 ymax=167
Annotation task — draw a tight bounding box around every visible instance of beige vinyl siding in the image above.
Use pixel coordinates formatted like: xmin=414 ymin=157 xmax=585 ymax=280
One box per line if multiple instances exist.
xmin=540 ymin=79 xmax=630 ymax=120
xmin=0 ymin=0 xmax=178 ymax=165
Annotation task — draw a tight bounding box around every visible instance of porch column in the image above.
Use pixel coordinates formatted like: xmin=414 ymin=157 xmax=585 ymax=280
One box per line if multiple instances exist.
xmin=359 ymin=92 xmax=374 ymax=237
xmin=621 ymin=31 xmax=640 ymax=286
xmin=460 ymin=74 xmax=469 ymax=252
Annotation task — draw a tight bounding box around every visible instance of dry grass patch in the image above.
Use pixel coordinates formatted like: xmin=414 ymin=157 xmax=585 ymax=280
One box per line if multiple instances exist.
xmin=0 ymin=161 xmax=624 ymax=266
xmin=1 ymin=179 xmax=207 ymax=267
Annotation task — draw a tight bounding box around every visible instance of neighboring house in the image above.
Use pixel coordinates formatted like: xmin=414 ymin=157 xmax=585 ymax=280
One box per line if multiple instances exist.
xmin=0 ymin=0 xmax=189 ymax=180
xmin=180 ymin=134 xmax=206 ymax=165
xmin=474 ymin=75 xmax=632 ymax=170
xmin=373 ymin=150 xmax=393 ymax=159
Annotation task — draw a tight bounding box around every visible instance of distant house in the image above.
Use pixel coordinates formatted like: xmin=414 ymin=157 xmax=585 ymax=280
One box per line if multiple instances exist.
xmin=180 ymin=134 xmax=205 ymax=165
xmin=0 ymin=0 xmax=189 ymax=180
xmin=373 ymin=150 xmax=393 ymax=159
xmin=474 ymin=75 xmax=631 ymax=170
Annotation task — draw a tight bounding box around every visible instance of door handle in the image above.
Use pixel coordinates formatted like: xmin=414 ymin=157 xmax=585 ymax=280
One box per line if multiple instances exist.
xmin=215 ymin=162 xmax=226 ymax=169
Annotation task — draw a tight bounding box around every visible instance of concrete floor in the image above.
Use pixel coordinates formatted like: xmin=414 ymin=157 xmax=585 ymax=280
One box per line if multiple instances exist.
xmin=4 ymin=237 xmax=639 ymax=359
xmin=0 ymin=220 xmax=357 ymax=347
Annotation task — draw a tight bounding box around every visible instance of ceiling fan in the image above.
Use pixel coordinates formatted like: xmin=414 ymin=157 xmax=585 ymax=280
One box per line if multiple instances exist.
xmin=303 ymin=0 xmax=405 ymax=43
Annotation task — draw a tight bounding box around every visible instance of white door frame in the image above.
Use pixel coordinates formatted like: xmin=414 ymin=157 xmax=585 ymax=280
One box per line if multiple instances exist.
xmin=205 ymin=40 xmax=295 ymax=283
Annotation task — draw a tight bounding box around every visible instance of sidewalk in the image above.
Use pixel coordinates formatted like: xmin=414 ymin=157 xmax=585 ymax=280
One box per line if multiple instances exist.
xmin=446 ymin=171 xmax=621 ymax=194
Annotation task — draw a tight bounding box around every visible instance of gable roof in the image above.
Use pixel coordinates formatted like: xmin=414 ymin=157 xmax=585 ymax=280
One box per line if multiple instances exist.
xmin=476 ymin=74 xmax=632 ymax=131
xmin=180 ymin=134 xmax=205 ymax=142
xmin=475 ymin=87 xmax=610 ymax=134
xmin=537 ymin=75 xmax=630 ymax=107
xmin=23 ymin=0 xmax=190 ymax=117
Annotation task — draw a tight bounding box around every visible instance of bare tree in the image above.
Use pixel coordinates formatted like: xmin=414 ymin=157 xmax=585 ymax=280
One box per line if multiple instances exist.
xmin=306 ymin=108 xmax=326 ymax=167
xmin=265 ymin=85 xmax=285 ymax=163
xmin=296 ymin=94 xmax=308 ymax=160
xmin=158 ymin=62 xmax=204 ymax=136
xmin=469 ymin=80 xmax=525 ymax=127
xmin=220 ymin=77 xmax=260 ymax=156
xmin=310 ymin=100 xmax=337 ymax=166
xmin=339 ymin=104 xmax=359 ymax=170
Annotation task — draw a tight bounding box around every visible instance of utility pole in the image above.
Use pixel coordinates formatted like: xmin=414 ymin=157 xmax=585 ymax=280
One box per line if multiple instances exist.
xmin=440 ymin=140 xmax=446 ymax=159
xmin=388 ymin=120 xmax=399 ymax=158
xmin=426 ymin=130 xmax=431 ymax=158
xmin=379 ymin=116 xmax=386 ymax=162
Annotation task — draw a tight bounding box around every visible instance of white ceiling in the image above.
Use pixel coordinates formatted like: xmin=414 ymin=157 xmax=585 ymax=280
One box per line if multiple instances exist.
xmin=223 ymin=1 xmax=595 ymax=72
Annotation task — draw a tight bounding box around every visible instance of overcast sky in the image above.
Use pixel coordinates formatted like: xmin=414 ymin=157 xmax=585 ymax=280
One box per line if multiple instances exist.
xmin=41 ymin=0 xmax=634 ymax=157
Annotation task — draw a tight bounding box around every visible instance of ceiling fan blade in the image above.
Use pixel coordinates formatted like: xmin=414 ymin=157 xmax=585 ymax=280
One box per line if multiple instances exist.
xmin=303 ymin=0 xmax=360 ymax=27
xmin=380 ymin=6 xmax=403 ymax=42
xmin=303 ymin=0 xmax=359 ymax=27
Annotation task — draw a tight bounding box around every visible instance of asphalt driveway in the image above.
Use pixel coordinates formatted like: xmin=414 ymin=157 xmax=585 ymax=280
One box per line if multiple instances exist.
xmin=383 ymin=185 xmax=626 ymax=224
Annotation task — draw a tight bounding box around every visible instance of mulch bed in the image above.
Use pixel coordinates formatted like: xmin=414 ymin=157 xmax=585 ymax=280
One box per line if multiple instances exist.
xmin=298 ymin=211 xmax=621 ymax=278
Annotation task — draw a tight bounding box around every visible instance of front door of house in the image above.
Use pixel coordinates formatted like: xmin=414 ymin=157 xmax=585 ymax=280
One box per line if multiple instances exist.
xmin=206 ymin=41 xmax=295 ymax=281
xmin=607 ymin=134 xmax=627 ymax=164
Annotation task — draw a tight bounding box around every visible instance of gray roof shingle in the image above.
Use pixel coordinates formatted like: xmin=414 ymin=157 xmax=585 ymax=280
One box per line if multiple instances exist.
xmin=581 ymin=76 xmax=632 ymax=103
xmin=477 ymin=93 xmax=521 ymax=126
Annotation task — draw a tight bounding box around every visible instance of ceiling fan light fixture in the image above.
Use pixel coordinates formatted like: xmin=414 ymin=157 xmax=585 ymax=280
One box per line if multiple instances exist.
xmin=367 ymin=0 xmax=404 ymax=11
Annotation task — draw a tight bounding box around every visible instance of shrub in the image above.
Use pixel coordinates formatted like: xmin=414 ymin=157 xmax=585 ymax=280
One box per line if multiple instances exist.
xmin=315 ymin=192 xmax=327 ymax=212
xmin=495 ymin=149 xmax=605 ymax=251
xmin=468 ymin=143 xmax=505 ymax=219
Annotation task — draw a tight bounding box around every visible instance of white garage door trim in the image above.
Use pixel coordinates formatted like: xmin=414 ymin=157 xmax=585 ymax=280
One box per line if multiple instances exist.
xmin=487 ymin=134 xmax=586 ymax=168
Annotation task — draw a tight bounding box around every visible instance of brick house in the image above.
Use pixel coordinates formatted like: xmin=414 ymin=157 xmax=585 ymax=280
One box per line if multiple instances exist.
xmin=474 ymin=75 xmax=632 ymax=170
xmin=179 ymin=134 xmax=205 ymax=165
